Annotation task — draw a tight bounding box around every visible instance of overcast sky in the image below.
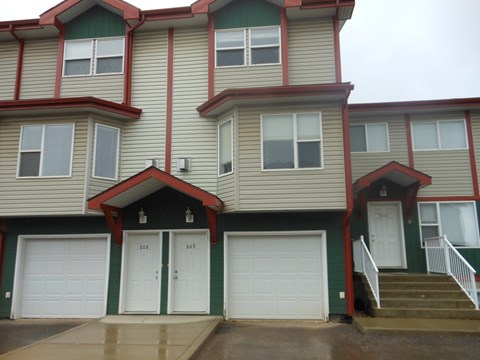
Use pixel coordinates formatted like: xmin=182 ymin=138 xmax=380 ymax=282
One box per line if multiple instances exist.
xmin=1 ymin=0 xmax=479 ymax=103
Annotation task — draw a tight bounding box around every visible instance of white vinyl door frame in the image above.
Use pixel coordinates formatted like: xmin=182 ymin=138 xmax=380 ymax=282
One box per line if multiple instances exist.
xmin=119 ymin=231 xmax=163 ymax=314
xmin=167 ymin=230 xmax=210 ymax=314
xmin=11 ymin=234 xmax=111 ymax=319
xmin=367 ymin=201 xmax=407 ymax=269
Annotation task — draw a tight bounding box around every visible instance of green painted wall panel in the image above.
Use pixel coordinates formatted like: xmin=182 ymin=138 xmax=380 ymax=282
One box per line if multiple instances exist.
xmin=65 ymin=6 xmax=125 ymax=40
xmin=160 ymin=232 xmax=170 ymax=314
xmin=215 ymin=0 xmax=281 ymax=29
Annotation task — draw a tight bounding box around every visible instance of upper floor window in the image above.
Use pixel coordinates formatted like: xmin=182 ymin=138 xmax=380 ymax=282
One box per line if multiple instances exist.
xmin=350 ymin=123 xmax=389 ymax=152
xmin=215 ymin=27 xmax=280 ymax=67
xmin=64 ymin=37 xmax=124 ymax=77
xmin=218 ymin=119 xmax=233 ymax=176
xmin=93 ymin=124 xmax=120 ymax=180
xmin=262 ymin=113 xmax=322 ymax=170
xmin=412 ymin=120 xmax=467 ymax=150
xmin=18 ymin=124 xmax=74 ymax=177
xmin=418 ymin=202 xmax=480 ymax=248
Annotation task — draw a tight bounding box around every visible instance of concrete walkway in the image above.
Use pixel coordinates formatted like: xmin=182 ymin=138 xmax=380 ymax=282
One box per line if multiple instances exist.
xmin=0 ymin=316 xmax=223 ymax=360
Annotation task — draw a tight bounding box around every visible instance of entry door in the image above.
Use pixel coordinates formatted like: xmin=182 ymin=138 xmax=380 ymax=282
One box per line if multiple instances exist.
xmin=122 ymin=232 xmax=161 ymax=313
xmin=170 ymin=231 xmax=209 ymax=313
xmin=368 ymin=202 xmax=406 ymax=268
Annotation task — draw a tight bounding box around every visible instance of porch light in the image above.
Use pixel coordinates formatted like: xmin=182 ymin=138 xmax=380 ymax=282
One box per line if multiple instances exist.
xmin=379 ymin=184 xmax=387 ymax=197
xmin=138 ymin=208 xmax=147 ymax=224
xmin=185 ymin=207 xmax=194 ymax=223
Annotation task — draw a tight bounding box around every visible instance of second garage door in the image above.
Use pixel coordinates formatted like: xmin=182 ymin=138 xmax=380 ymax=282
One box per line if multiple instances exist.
xmin=226 ymin=233 xmax=327 ymax=320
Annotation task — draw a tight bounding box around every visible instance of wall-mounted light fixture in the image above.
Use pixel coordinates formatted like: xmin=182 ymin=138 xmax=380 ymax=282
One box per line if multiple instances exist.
xmin=379 ymin=184 xmax=387 ymax=197
xmin=139 ymin=208 xmax=147 ymax=224
xmin=185 ymin=207 xmax=194 ymax=223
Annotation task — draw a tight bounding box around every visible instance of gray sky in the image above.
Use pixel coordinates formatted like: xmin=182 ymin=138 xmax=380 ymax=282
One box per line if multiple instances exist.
xmin=1 ymin=0 xmax=479 ymax=103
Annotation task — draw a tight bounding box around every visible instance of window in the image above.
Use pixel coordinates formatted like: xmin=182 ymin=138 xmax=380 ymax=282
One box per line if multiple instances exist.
xmin=216 ymin=26 xmax=280 ymax=67
xmin=218 ymin=119 xmax=233 ymax=176
xmin=18 ymin=124 xmax=74 ymax=177
xmin=412 ymin=120 xmax=467 ymax=150
xmin=350 ymin=123 xmax=389 ymax=152
xmin=262 ymin=113 xmax=322 ymax=170
xmin=64 ymin=37 xmax=124 ymax=76
xmin=93 ymin=124 xmax=120 ymax=180
xmin=419 ymin=202 xmax=480 ymax=247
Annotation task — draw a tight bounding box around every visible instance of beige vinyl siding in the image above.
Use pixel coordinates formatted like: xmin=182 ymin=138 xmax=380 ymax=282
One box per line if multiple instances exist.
xmin=350 ymin=115 xmax=409 ymax=182
xmin=171 ymin=28 xmax=217 ymax=194
xmin=0 ymin=115 xmax=88 ymax=216
xmin=472 ymin=110 xmax=480 ymax=193
xmin=412 ymin=113 xmax=473 ymax=197
xmin=217 ymin=111 xmax=236 ymax=212
xmin=237 ymin=104 xmax=346 ymax=211
xmin=61 ymin=75 xmax=123 ymax=103
xmin=0 ymin=41 xmax=18 ymax=100
xmin=122 ymin=31 xmax=168 ymax=179
xmin=288 ymin=18 xmax=336 ymax=85
xmin=20 ymin=39 xmax=57 ymax=99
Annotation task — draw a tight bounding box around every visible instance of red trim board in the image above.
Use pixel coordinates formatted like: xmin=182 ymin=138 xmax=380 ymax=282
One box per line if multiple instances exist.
xmin=54 ymin=23 xmax=65 ymax=98
xmin=281 ymin=9 xmax=289 ymax=86
xmin=465 ymin=111 xmax=480 ymax=197
xmin=405 ymin=114 xmax=415 ymax=168
xmin=333 ymin=16 xmax=342 ymax=83
xmin=208 ymin=15 xmax=215 ymax=99
xmin=165 ymin=28 xmax=175 ymax=174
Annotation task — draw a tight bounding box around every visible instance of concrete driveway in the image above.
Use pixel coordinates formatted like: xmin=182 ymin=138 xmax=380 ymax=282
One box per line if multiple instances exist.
xmin=194 ymin=320 xmax=480 ymax=360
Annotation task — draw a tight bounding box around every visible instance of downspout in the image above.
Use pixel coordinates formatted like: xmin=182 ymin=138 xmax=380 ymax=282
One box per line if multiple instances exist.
xmin=9 ymin=25 xmax=24 ymax=100
xmin=0 ymin=220 xmax=7 ymax=293
xmin=124 ymin=14 xmax=146 ymax=106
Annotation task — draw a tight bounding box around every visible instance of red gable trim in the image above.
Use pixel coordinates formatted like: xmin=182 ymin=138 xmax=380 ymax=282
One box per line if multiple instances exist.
xmin=88 ymin=167 xmax=224 ymax=212
xmin=0 ymin=97 xmax=142 ymax=119
xmin=143 ymin=7 xmax=193 ymax=21
xmin=349 ymin=98 xmax=480 ymax=113
xmin=197 ymin=83 xmax=354 ymax=117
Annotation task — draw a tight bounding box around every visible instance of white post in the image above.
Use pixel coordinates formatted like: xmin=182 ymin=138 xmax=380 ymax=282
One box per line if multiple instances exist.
xmin=443 ymin=235 xmax=452 ymax=275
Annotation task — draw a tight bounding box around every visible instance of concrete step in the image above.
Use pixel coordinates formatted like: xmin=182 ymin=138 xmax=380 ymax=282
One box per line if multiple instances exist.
xmin=371 ymin=307 xmax=480 ymax=320
xmin=379 ymin=282 xmax=460 ymax=291
xmin=380 ymin=298 xmax=475 ymax=309
xmin=377 ymin=289 xmax=469 ymax=300
xmin=378 ymin=274 xmax=452 ymax=283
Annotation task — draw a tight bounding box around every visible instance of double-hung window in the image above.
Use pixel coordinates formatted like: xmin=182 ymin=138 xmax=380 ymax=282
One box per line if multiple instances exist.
xmin=18 ymin=124 xmax=74 ymax=177
xmin=64 ymin=37 xmax=124 ymax=76
xmin=418 ymin=202 xmax=480 ymax=247
xmin=216 ymin=30 xmax=246 ymax=67
xmin=93 ymin=124 xmax=120 ymax=180
xmin=412 ymin=120 xmax=467 ymax=150
xmin=262 ymin=113 xmax=322 ymax=170
xmin=249 ymin=27 xmax=280 ymax=65
xmin=218 ymin=119 xmax=233 ymax=176
xmin=350 ymin=123 xmax=389 ymax=152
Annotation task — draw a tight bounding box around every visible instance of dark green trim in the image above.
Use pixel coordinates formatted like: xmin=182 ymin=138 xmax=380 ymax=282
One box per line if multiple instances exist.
xmin=160 ymin=232 xmax=170 ymax=314
xmin=215 ymin=0 xmax=281 ymax=30
xmin=65 ymin=6 xmax=125 ymax=40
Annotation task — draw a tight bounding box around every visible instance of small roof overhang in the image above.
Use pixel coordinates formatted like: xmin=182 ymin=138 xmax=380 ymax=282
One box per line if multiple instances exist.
xmin=0 ymin=97 xmax=142 ymax=120
xmin=353 ymin=161 xmax=432 ymax=194
xmin=197 ymin=83 xmax=354 ymax=118
xmin=88 ymin=166 xmax=224 ymax=212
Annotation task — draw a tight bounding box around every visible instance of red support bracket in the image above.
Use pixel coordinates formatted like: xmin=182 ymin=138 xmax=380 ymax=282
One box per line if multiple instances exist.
xmin=101 ymin=205 xmax=123 ymax=246
xmin=404 ymin=182 xmax=420 ymax=223
xmin=355 ymin=188 xmax=367 ymax=219
xmin=204 ymin=206 xmax=218 ymax=246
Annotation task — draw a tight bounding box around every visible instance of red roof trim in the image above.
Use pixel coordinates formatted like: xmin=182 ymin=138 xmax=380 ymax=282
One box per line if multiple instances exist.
xmin=353 ymin=161 xmax=432 ymax=194
xmin=0 ymin=20 xmax=41 ymax=32
xmin=349 ymin=98 xmax=480 ymax=113
xmin=197 ymin=83 xmax=354 ymax=117
xmin=0 ymin=97 xmax=142 ymax=119
xmin=143 ymin=7 xmax=193 ymax=21
xmin=88 ymin=167 xmax=224 ymax=212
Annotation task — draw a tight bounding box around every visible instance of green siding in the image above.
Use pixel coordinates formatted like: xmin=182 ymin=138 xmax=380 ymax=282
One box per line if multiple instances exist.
xmin=160 ymin=232 xmax=170 ymax=314
xmin=106 ymin=241 xmax=122 ymax=314
xmin=65 ymin=6 xmax=125 ymax=40
xmin=215 ymin=0 xmax=281 ymax=29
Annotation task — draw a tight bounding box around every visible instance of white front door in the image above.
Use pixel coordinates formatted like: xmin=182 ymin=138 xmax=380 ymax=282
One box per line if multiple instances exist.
xmin=122 ymin=232 xmax=161 ymax=313
xmin=368 ymin=202 xmax=406 ymax=268
xmin=170 ymin=231 xmax=209 ymax=313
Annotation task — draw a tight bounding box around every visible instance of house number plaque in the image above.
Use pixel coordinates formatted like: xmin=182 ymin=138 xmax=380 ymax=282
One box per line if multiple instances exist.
xmin=139 ymin=245 xmax=149 ymax=250
xmin=186 ymin=244 xmax=196 ymax=249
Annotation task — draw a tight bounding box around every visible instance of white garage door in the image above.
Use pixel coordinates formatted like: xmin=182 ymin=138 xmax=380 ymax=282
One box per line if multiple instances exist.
xmin=17 ymin=236 xmax=109 ymax=318
xmin=227 ymin=233 xmax=326 ymax=320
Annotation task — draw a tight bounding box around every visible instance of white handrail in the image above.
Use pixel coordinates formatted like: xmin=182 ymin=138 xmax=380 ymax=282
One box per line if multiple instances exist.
xmin=353 ymin=235 xmax=380 ymax=308
xmin=425 ymin=235 xmax=479 ymax=310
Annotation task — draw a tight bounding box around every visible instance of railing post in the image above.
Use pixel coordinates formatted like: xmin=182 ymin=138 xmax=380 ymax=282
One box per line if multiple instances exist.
xmin=443 ymin=235 xmax=452 ymax=275
xmin=360 ymin=235 xmax=365 ymax=272
xmin=471 ymin=273 xmax=479 ymax=310
xmin=425 ymin=240 xmax=431 ymax=273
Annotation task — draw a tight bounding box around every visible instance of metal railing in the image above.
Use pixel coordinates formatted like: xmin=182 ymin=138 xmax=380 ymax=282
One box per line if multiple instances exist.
xmin=425 ymin=235 xmax=479 ymax=310
xmin=353 ymin=235 xmax=380 ymax=308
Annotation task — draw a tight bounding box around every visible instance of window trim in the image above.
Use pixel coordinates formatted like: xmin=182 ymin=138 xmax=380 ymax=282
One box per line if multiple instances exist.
xmin=63 ymin=37 xmax=125 ymax=78
xmin=92 ymin=123 xmax=120 ymax=181
xmin=217 ymin=118 xmax=234 ymax=177
xmin=418 ymin=201 xmax=480 ymax=249
xmin=350 ymin=122 xmax=390 ymax=153
xmin=248 ymin=26 xmax=281 ymax=67
xmin=17 ymin=123 xmax=75 ymax=179
xmin=260 ymin=112 xmax=324 ymax=171
xmin=215 ymin=29 xmax=247 ymax=68
xmin=411 ymin=119 xmax=468 ymax=151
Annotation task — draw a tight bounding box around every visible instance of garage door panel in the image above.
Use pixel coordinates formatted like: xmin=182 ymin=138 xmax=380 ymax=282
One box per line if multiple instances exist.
xmin=253 ymin=258 xmax=273 ymax=272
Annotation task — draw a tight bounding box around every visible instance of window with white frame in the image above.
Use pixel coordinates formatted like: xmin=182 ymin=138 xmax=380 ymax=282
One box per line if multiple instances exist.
xmin=216 ymin=26 xmax=280 ymax=67
xmin=418 ymin=202 xmax=480 ymax=247
xmin=412 ymin=120 xmax=467 ymax=150
xmin=218 ymin=119 xmax=233 ymax=176
xmin=350 ymin=123 xmax=389 ymax=152
xmin=18 ymin=124 xmax=74 ymax=177
xmin=93 ymin=124 xmax=120 ymax=180
xmin=262 ymin=113 xmax=322 ymax=170
xmin=64 ymin=37 xmax=124 ymax=76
